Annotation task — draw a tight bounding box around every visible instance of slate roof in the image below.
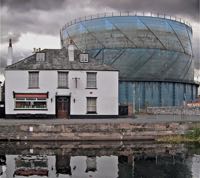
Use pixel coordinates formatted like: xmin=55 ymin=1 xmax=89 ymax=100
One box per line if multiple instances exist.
xmin=6 ymin=48 xmax=117 ymax=71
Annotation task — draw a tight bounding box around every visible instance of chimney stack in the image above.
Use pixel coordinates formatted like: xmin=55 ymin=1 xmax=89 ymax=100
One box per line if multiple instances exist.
xmin=68 ymin=39 xmax=75 ymax=62
xmin=7 ymin=38 xmax=13 ymax=66
xmin=9 ymin=38 xmax=12 ymax=47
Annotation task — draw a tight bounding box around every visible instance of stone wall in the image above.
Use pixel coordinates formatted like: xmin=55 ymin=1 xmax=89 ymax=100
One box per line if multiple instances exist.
xmin=0 ymin=121 xmax=195 ymax=141
xmin=147 ymin=106 xmax=200 ymax=115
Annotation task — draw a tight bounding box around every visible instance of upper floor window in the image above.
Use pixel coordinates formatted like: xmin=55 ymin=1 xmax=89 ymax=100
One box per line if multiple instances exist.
xmin=87 ymin=72 xmax=96 ymax=88
xmin=58 ymin=72 xmax=68 ymax=88
xmin=36 ymin=52 xmax=45 ymax=62
xmin=29 ymin=72 xmax=39 ymax=88
xmin=80 ymin=53 xmax=89 ymax=63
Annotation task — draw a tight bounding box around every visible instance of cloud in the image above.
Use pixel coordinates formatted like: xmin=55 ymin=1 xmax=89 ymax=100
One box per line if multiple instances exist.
xmin=0 ymin=0 xmax=199 ymax=70
xmin=1 ymin=32 xmax=21 ymax=44
xmin=1 ymin=6 xmax=63 ymax=42
xmin=91 ymin=0 xmax=199 ymax=21
xmin=1 ymin=0 xmax=66 ymax=11
xmin=0 ymin=47 xmax=31 ymax=68
xmin=0 ymin=0 xmax=95 ymax=44
xmin=1 ymin=0 xmax=199 ymax=40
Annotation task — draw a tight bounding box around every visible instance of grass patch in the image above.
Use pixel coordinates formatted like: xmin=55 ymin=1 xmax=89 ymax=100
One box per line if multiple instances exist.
xmin=186 ymin=128 xmax=200 ymax=140
xmin=157 ymin=128 xmax=200 ymax=143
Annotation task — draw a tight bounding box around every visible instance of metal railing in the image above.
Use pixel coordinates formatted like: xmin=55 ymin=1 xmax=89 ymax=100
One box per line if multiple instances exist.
xmin=61 ymin=11 xmax=192 ymax=31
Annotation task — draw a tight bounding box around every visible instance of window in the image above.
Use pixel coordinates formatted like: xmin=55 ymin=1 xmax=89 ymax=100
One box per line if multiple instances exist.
xmin=29 ymin=72 xmax=39 ymax=88
xmin=14 ymin=93 xmax=48 ymax=110
xmin=36 ymin=52 xmax=45 ymax=62
xmin=80 ymin=53 xmax=89 ymax=63
xmin=58 ymin=72 xmax=68 ymax=88
xmin=15 ymin=99 xmax=47 ymax=110
xmin=87 ymin=72 xmax=96 ymax=88
xmin=87 ymin=97 xmax=97 ymax=114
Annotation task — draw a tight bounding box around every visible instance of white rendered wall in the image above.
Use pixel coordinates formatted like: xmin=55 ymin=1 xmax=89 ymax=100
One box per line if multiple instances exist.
xmin=0 ymin=85 xmax=2 ymax=101
xmin=194 ymin=69 xmax=200 ymax=95
xmin=5 ymin=70 xmax=118 ymax=116
xmin=5 ymin=155 xmax=55 ymax=178
xmin=70 ymin=156 xmax=118 ymax=177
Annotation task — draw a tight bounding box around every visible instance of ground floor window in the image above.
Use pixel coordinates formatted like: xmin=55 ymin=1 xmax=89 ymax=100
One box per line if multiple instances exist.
xmin=87 ymin=97 xmax=97 ymax=114
xmin=14 ymin=93 xmax=48 ymax=110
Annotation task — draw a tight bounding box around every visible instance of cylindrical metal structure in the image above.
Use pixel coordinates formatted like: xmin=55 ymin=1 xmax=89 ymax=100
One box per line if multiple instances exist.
xmin=61 ymin=14 xmax=198 ymax=112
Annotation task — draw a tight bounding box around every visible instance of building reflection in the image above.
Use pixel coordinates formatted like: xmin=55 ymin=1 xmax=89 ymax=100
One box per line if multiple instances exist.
xmin=56 ymin=155 xmax=71 ymax=176
xmin=5 ymin=155 xmax=55 ymax=178
xmin=14 ymin=155 xmax=48 ymax=177
xmin=192 ymin=155 xmax=200 ymax=178
xmin=0 ymin=152 xmax=199 ymax=177
xmin=69 ymin=155 xmax=118 ymax=177
xmin=0 ymin=155 xmax=6 ymax=176
xmin=187 ymin=154 xmax=200 ymax=178
xmin=118 ymin=155 xmax=134 ymax=178
xmin=85 ymin=156 xmax=97 ymax=172
xmin=134 ymin=153 xmax=193 ymax=178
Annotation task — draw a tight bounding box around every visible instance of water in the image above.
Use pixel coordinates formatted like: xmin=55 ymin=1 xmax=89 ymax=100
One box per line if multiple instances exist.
xmin=0 ymin=141 xmax=200 ymax=178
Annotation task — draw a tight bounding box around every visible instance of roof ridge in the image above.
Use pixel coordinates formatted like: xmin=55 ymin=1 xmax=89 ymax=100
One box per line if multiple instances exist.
xmin=5 ymin=53 xmax=35 ymax=69
xmin=6 ymin=48 xmax=118 ymax=71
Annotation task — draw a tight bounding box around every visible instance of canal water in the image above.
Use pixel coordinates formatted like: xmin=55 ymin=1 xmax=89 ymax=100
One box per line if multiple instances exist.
xmin=0 ymin=141 xmax=199 ymax=178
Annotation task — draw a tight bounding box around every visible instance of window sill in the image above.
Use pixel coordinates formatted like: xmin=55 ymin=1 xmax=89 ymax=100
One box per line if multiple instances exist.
xmin=28 ymin=87 xmax=40 ymax=89
xmin=14 ymin=108 xmax=48 ymax=110
xmin=85 ymin=87 xmax=97 ymax=89
xmin=57 ymin=87 xmax=69 ymax=89
xmin=87 ymin=112 xmax=97 ymax=114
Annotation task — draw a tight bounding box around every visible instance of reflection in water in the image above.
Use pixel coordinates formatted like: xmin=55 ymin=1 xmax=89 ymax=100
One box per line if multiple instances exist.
xmin=56 ymin=155 xmax=71 ymax=175
xmin=191 ymin=155 xmax=200 ymax=178
xmin=14 ymin=155 xmax=48 ymax=176
xmin=0 ymin=155 xmax=6 ymax=176
xmin=0 ymin=141 xmax=199 ymax=178
xmin=134 ymin=155 xmax=191 ymax=178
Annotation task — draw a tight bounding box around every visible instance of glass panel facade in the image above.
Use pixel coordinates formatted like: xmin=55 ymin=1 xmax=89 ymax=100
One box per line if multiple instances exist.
xmin=61 ymin=15 xmax=197 ymax=109
xmin=62 ymin=16 xmax=193 ymax=82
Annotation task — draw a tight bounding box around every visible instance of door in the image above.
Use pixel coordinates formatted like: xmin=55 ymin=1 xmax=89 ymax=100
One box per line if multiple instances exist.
xmin=56 ymin=96 xmax=70 ymax=119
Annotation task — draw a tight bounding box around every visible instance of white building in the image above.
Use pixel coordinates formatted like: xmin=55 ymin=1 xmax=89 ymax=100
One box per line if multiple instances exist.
xmin=194 ymin=68 xmax=200 ymax=95
xmin=0 ymin=83 xmax=2 ymax=102
xmin=3 ymin=155 xmax=119 ymax=178
xmin=5 ymin=155 xmax=56 ymax=178
xmin=5 ymin=47 xmax=118 ymax=118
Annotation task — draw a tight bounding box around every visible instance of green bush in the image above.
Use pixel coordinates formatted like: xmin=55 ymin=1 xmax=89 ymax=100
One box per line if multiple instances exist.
xmin=186 ymin=128 xmax=200 ymax=140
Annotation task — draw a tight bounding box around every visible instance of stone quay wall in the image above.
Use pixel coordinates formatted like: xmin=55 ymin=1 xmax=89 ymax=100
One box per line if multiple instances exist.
xmin=147 ymin=106 xmax=200 ymax=115
xmin=0 ymin=121 xmax=197 ymax=141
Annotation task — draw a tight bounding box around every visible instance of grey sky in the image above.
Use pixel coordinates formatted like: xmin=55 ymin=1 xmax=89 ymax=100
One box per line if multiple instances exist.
xmin=0 ymin=0 xmax=199 ymax=70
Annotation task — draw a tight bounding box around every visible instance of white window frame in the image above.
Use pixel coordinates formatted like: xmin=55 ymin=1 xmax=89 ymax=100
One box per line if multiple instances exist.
xmin=87 ymin=97 xmax=97 ymax=114
xmin=80 ymin=53 xmax=89 ymax=63
xmin=29 ymin=71 xmax=39 ymax=88
xmin=15 ymin=98 xmax=47 ymax=110
xmin=87 ymin=72 xmax=97 ymax=89
xmin=58 ymin=71 xmax=68 ymax=88
xmin=36 ymin=52 xmax=45 ymax=62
